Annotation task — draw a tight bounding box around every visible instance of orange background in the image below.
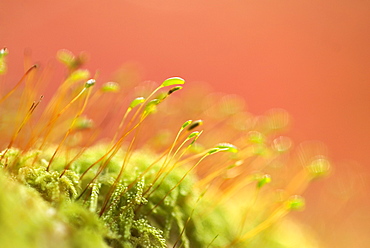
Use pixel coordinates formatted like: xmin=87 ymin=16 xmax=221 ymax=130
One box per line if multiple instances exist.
xmin=1 ymin=1 xmax=369 ymax=247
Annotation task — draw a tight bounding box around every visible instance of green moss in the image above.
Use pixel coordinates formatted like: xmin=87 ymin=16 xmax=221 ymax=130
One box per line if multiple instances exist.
xmin=0 ymin=144 xmax=324 ymax=247
xmin=0 ymin=172 xmax=109 ymax=248
xmin=0 ymin=48 xmax=327 ymax=247
xmin=0 ymin=146 xmax=235 ymax=247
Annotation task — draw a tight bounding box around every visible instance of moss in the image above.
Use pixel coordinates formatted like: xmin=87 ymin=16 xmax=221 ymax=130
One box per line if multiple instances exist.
xmin=0 ymin=145 xmax=323 ymax=247
xmin=0 ymin=48 xmax=329 ymax=247
xmin=0 ymin=172 xmax=108 ymax=248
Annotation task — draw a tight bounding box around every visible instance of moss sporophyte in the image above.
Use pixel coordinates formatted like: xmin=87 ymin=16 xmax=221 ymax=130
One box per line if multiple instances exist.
xmin=0 ymin=48 xmax=331 ymax=248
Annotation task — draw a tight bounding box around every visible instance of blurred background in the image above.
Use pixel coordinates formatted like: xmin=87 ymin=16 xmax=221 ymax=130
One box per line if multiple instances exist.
xmin=1 ymin=1 xmax=369 ymax=247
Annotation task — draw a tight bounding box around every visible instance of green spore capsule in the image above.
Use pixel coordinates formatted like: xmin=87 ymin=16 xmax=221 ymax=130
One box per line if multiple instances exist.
xmin=161 ymin=77 xmax=185 ymax=87
xmin=256 ymin=174 xmax=272 ymax=188
xmin=0 ymin=47 xmax=9 ymax=74
xmin=0 ymin=47 xmax=9 ymax=57
xmin=187 ymin=120 xmax=203 ymax=131
xmin=248 ymin=131 xmax=265 ymax=144
xmin=144 ymin=99 xmax=160 ymax=115
xmin=129 ymin=97 xmax=146 ymax=109
xmin=101 ymin=82 xmax=120 ymax=92
xmin=73 ymin=116 xmax=94 ymax=130
xmin=85 ymin=79 xmax=96 ymax=88
xmin=56 ymin=49 xmax=75 ymax=67
xmin=168 ymin=86 xmax=183 ymax=95
xmin=188 ymin=131 xmax=201 ymax=139
xmin=68 ymin=69 xmax=91 ymax=82
xmin=207 ymin=148 xmax=221 ymax=155
xmin=182 ymin=120 xmax=192 ymax=129
xmin=285 ymin=195 xmax=305 ymax=211
xmin=216 ymin=143 xmax=238 ymax=153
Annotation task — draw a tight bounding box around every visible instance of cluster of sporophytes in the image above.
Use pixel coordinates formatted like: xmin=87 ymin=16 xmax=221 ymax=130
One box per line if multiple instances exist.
xmin=0 ymin=48 xmax=331 ymax=248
